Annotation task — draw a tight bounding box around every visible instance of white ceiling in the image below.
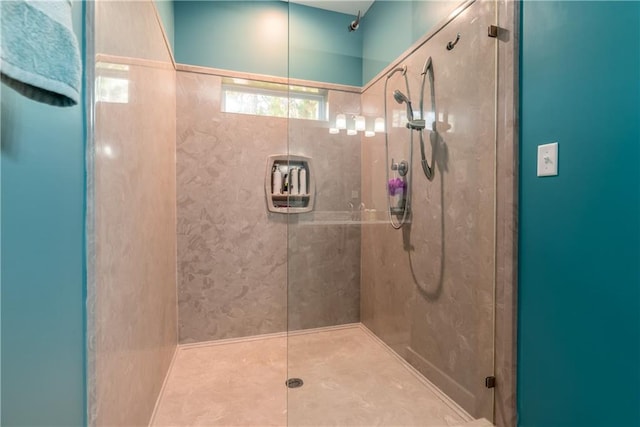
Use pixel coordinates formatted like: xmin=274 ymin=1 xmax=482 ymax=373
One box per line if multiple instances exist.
xmin=288 ymin=1 xmax=375 ymax=17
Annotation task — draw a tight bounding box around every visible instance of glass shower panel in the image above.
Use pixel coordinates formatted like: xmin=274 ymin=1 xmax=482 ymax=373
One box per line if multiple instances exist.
xmin=285 ymin=4 xmax=363 ymax=426
xmin=287 ymin=0 xmax=497 ymax=424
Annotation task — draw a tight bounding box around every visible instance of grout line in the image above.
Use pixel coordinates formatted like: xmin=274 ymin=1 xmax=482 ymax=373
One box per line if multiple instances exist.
xmin=287 ymin=322 xmax=361 ymax=337
xmin=356 ymin=323 xmax=474 ymax=423
xmin=179 ymin=331 xmax=288 ymax=350
xmin=178 ymin=323 xmax=361 ymax=351
xmin=148 ymin=345 xmax=180 ymax=427
xmin=147 ymin=6 xmax=178 ymax=426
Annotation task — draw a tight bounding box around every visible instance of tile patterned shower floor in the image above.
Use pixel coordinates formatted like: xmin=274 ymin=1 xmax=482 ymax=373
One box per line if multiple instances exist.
xmin=151 ymin=325 xmax=471 ymax=426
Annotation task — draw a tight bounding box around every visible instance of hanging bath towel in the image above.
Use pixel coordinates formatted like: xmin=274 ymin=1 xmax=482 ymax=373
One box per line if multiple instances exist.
xmin=0 ymin=0 xmax=81 ymax=107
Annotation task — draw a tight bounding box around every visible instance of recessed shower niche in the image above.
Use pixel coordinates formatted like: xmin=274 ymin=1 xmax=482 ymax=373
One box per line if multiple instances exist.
xmin=265 ymin=154 xmax=315 ymax=213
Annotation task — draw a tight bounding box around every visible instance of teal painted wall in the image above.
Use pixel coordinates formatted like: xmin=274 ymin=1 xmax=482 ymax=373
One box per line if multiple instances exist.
xmin=361 ymin=1 xmax=457 ymax=84
xmin=518 ymin=1 xmax=640 ymax=426
xmin=289 ymin=3 xmax=361 ymax=86
xmin=174 ymin=1 xmax=288 ymax=78
xmin=155 ymin=0 xmax=175 ymax=54
xmin=0 ymin=2 xmax=85 ymax=426
xmin=362 ymin=1 xmax=412 ymax=84
xmin=173 ymin=0 xmax=459 ymax=86
xmin=173 ymin=1 xmax=362 ymax=86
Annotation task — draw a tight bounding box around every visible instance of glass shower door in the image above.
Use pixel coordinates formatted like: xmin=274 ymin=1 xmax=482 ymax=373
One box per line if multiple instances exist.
xmin=283 ymin=4 xmax=363 ymax=419
xmin=287 ymin=0 xmax=498 ymax=424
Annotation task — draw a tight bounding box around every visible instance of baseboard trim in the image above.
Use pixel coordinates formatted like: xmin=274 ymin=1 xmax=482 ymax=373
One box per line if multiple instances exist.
xmin=178 ymin=323 xmax=361 ymax=351
xmin=357 ymin=324 xmax=474 ymax=423
xmin=154 ymin=323 xmax=475 ymax=425
xmin=404 ymin=345 xmax=477 ymax=418
xmin=148 ymin=345 xmax=179 ymax=426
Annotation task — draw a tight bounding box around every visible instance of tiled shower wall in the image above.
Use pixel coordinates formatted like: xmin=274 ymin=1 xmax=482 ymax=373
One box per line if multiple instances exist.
xmin=90 ymin=1 xmax=177 ymax=425
xmin=360 ymin=0 xmax=498 ymax=421
xmin=176 ymin=70 xmax=361 ymax=342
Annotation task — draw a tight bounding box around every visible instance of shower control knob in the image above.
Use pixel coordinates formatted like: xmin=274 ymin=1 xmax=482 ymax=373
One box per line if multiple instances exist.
xmin=391 ymin=159 xmax=409 ymax=177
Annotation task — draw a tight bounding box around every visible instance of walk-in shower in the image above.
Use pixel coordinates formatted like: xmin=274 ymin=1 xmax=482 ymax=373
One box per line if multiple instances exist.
xmin=86 ymin=0 xmax=518 ymax=425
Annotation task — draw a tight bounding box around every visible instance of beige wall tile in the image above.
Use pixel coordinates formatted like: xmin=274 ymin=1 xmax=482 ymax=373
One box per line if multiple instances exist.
xmin=89 ymin=1 xmax=177 ymax=425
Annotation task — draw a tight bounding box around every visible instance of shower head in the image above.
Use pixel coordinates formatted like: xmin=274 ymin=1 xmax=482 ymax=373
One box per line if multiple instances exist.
xmin=393 ymin=89 xmax=414 ymax=121
xmin=348 ymin=10 xmax=361 ymax=32
xmin=393 ymin=89 xmax=410 ymax=105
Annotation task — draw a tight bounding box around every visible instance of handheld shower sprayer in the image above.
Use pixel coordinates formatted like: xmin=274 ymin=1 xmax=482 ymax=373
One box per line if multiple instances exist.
xmin=392 ymin=89 xmax=410 ymax=105
xmin=394 ymin=89 xmax=425 ymax=130
xmin=393 ymin=89 xmax=414 ymax=122
xmin=348 ymin=10 xmax=361 ymax=32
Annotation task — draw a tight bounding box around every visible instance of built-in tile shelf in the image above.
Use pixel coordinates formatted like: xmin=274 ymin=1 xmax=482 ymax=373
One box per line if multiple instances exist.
xmin=294 ymin=210 xmax=400 ymax=226
xmin=265 ymin=154 xmax=315 ymax=214
xmin=271 ymin=194 xmax=311 ymax=202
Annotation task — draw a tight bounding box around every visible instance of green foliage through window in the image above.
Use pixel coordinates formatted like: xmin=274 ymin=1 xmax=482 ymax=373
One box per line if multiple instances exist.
xmin=221 ymin=78 xmax=327 ymax=121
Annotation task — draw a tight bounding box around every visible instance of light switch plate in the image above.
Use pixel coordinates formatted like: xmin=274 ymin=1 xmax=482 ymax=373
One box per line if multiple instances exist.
xmin=537 ymin=142 xmax=558 ymax=177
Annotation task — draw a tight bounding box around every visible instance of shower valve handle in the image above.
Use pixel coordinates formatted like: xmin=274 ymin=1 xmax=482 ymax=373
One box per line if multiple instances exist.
xmin=391 ymin=159 xmax=409 ymax=177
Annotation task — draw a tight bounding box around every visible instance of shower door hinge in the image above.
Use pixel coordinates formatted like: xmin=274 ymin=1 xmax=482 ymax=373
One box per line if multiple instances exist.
xmin=485 ymin=376 xmax=496 ymax=388
xmin=488 ymin=25 xmax=499 ymax=38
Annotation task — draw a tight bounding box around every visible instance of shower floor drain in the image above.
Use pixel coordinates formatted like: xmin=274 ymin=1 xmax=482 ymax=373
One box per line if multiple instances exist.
xmin=286 ymin=378 xmax=304 ymax=388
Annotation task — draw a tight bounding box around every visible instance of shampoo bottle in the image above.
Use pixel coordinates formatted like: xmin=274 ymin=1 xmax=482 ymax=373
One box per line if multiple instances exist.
xmin=290 ymin=167 xmax=299 ymax=195
xmin=299 ymin=168 xmax=307 ymax=195
xmin=273 ymin=165 xmax=282 ymax=195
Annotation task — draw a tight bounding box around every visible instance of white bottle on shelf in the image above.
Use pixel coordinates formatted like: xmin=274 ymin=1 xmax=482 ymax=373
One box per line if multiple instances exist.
xmin=299 ymin=168 xmax=307 ymax=195
xmin=272 ymin=165 xmax=282 ymax=195
xmin=290 ymin=167 xmax=299 ymax=195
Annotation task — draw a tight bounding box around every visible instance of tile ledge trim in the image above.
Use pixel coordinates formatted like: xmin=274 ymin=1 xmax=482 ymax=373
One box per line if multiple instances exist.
xmin=178 ymin=323 xmax=362 ymax=351
xmin=176 ymin=63 xmax=362 ymax=94
xmin=147 ymin=345 xmax=180 ymax=427
xmin=358 ymin=324 xmax=474 ymax=423
xmin=95 ymin=53 xmax=175 ymax=70
xmin=405 ymin=345 xmax=477 ymax=417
